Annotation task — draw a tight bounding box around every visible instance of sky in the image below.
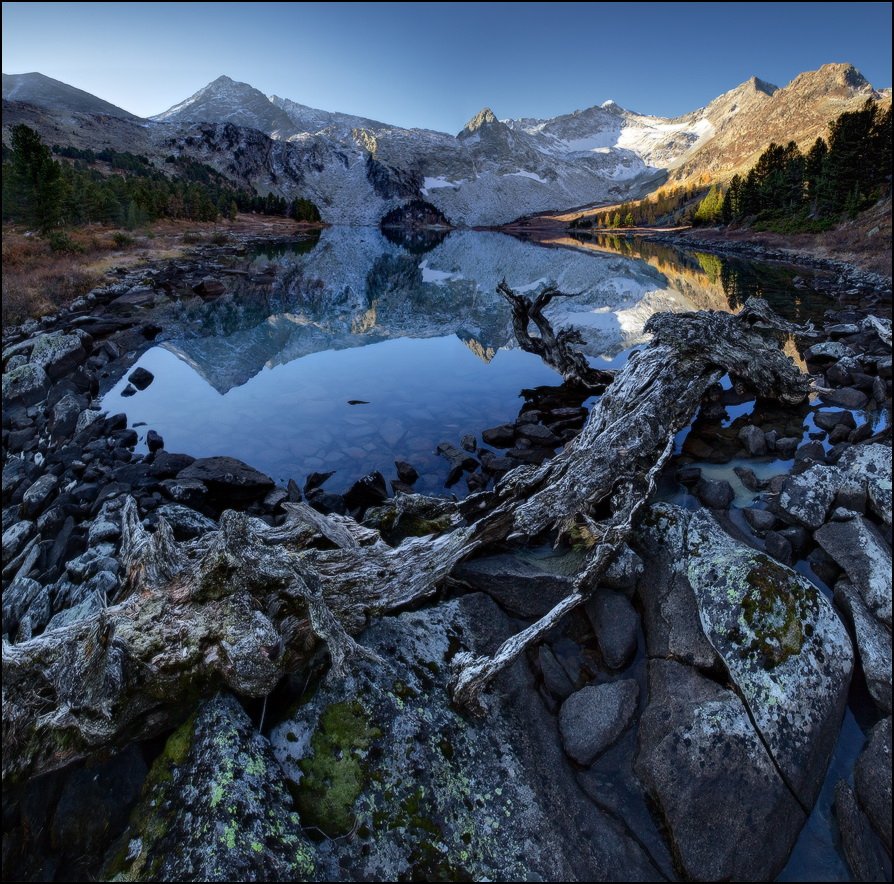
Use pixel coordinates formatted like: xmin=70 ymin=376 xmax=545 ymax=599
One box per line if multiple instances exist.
xmin=3 ymin=2 xmax=891 ymax=132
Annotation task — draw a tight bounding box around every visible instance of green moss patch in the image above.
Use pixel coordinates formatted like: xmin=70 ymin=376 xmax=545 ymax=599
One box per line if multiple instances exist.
xmin=296 ymin=700 xmax=381 ymax=836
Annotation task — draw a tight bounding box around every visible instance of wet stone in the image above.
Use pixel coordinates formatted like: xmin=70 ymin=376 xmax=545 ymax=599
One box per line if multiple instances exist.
xmin=695 ymin=477 xmax=734 ymax=509
xmin=738 ymin=424 xmax=767 ymax=456
xmin=558 ymin=681 xmax=639 ymax=766
xmin=127 ymin=367 xmax=154 ymax=390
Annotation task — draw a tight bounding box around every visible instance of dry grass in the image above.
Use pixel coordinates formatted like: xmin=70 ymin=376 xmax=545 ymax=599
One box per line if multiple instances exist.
xmin=1 ymin=214 xmax=307 ymax=329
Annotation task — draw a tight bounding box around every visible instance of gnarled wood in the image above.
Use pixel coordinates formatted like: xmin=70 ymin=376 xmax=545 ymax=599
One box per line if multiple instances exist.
xmin=497 ymin=280 xmax=615 ymax=390
xmin=1 ymin=297 xmax=809 ymax=784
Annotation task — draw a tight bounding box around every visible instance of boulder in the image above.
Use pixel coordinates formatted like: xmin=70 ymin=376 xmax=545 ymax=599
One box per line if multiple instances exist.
xmin=2 ymin=363 xmax=50 ymax=407
xmin=452 ymin=553 xmax=571 ymax=619
xmin=585 ymin=590 xmax=639 ymax=670
xmin=639 ymin=504 xmax=853 ymax=807
xmin=814 ymin=410 xmax=856 ymax=432
xmin=695 ymin=477 xmax=734 ymax=509
xmin=559 ymin=681 xmax=639 ymax=765
xmin=635 ymin=659 xmax=805 ymax=881
xmin=743 ymin=507 xmax=777 ymax=534
xmin=192 ymin=277 xmax=226 ymax=297
xmin=394 ymin=460 xmax=419 ymax=485
xmin=819 ymin=387 xmax=868 ymax=409
xmin=29 ymin=332 xmax=87 ymax=380
xmin=854 ymin=717 xmax=892 ymax=855
xmin=806 ymin=341 xmax=856 ymax=361
xmin=481 ymin=424 xmax=516 ymax=447
xmin=738 ymin=424 xmax=767 ymax=456
xmin=343 ymin=471 xmax=388 ymax=512
xmin=177 ymin=456 xmax=274 ymax=504
xmin=538 ymin=644 xmax=574 ymax=700
xmin=21 ymin=474 xmax=59 ymax=519
xmin=834 ymin=780 xmax=890 ymax=882
xmin=153 ymin=504 xmax=217 ymax=540
xmin=2 ymin=520 xmax=34 ymax=564
xmin=127 ymin=367 xmax=154 ymax=390
xmin=148 ymin=451 xmax=196 ymax=479
xmin=833 ymin=580 xmax=891 ymax=714
xmin=103 ymin=694 xmax=314 ymax=881
xmin=270 ymin=594 xmax=661 ymax=881
xmin=816 ymin=517 xmax=892 ymax=627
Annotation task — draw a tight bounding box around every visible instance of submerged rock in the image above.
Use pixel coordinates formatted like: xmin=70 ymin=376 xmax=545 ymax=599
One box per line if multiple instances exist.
xmin=104 ymin=694 xmax=314 ymax=882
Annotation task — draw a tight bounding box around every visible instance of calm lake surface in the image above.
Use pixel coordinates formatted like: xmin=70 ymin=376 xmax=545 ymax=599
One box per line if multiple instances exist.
xmin=102 ymin=227 xmax=832 ymax=496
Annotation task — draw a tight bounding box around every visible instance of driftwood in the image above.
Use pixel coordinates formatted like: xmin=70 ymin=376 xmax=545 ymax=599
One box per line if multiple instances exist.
xmin=1 ymin=295 xmax=809 ymax=784
xmin=496 ymin=280 xmax=615 ymax=390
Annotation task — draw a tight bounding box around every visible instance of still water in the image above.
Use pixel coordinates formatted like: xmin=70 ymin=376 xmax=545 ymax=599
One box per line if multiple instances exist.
xmin=102 ymin=227 xmax=832 ymax=495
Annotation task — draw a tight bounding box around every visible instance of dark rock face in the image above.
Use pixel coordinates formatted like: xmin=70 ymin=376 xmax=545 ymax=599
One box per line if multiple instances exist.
xmin=451 ymin=553 xmax=571 ymax=618
xmin=343 ymin=471 xmax=388 ymax=512
xmin=585 ymin=590 xmax=639 ymax=670
xmin=854 ymin=717 xmax=892 ymax=855
xmin=176 ymin=456 xmax=274 ymax=504
xmin=695 ymin=477 xmax=734 ymax=509
xmin=559 ymin=681 xmax=639 ymax=766
xmin=104 ymin=694 xmax=315 ymax=882
xmin=127 ymin=367 xmax=154 ymax=390
xmin=51 ymin=745 xmax=147 ymax=866
xmin=815 ymin=517 xmax=892 ymax=627
xmin=834 ymin=780 xmax=890 ymax=882
xmin=636 ymin=659 xmax=805 ymax=881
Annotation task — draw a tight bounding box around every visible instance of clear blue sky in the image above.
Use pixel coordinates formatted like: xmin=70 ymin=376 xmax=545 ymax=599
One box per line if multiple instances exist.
xmin=3 ymin=2 xmax=891 ymax=132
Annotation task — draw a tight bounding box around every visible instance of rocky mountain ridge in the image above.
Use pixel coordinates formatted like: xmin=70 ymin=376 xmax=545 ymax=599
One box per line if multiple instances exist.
xmin=2 ymin=64 xmax=887 ymax=225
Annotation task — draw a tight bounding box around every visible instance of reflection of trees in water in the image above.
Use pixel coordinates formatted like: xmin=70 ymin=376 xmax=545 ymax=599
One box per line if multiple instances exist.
xmin=570 ymin=231 xmax=829 ymax=325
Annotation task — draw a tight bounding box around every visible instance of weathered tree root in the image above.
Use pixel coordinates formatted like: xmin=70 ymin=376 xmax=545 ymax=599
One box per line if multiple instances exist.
xmin=1 ymin=296 xmax=809 ymax=784
xmin=497 ymin=279 xmax=616 ymax=390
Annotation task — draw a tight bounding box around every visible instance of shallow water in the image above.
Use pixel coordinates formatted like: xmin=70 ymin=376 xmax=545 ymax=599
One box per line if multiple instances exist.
xmin=102 ymin=227 xmax=833 ymax=495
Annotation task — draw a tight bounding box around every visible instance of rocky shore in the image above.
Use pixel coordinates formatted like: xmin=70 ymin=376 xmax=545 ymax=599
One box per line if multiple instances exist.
xmin=2 ymin=237 xmax=892 ymax=882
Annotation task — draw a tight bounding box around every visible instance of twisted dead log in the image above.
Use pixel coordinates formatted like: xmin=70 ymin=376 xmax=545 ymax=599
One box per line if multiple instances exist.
xmin=2 ymin=297 xmax=809 ymax=783
xmin=497 ymin=280 xmax=615 ymax=390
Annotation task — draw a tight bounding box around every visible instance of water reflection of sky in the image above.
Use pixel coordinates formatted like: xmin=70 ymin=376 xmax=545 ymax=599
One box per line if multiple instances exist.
xmin=102 ymin=229 xmax=838 ymax=496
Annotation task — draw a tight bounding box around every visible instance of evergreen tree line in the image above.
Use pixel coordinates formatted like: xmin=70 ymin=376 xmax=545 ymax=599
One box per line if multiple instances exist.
xmin=2 ymin=125 xmax=321 ymax=233
xmin=695 ymin=99 xmax=891 ymax=229
xmin=569 ymin=183 xmax=705 ymax=230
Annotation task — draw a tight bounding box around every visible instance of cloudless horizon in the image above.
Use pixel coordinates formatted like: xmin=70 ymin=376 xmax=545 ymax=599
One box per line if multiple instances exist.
xmin=3 ymin=1 xmax=891 ymax=132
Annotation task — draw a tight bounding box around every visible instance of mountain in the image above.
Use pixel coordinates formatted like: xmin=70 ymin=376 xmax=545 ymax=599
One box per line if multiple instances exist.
xmin=151 ymin=75 xmax=296 ymax=134
xmin=668 ymin=63 xmax=880 ymax=183
xmin=2 ymin=72 xmax=141 ymax=120
xmin=2 ymin=64 xmax=887 ymax=226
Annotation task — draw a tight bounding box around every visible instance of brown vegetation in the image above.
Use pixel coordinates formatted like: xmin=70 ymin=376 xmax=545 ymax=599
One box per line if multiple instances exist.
xmin=1 ymin=214 xmax=305 ymax=328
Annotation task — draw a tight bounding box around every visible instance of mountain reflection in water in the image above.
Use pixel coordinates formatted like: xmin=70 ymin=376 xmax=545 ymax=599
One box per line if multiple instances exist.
xmin=102 ymin=228 xmax=829 ymax=495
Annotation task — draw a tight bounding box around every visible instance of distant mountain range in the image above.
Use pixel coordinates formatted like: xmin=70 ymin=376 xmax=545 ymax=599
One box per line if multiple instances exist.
xmin=2 ymin=65 xmax=889 ymax=226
